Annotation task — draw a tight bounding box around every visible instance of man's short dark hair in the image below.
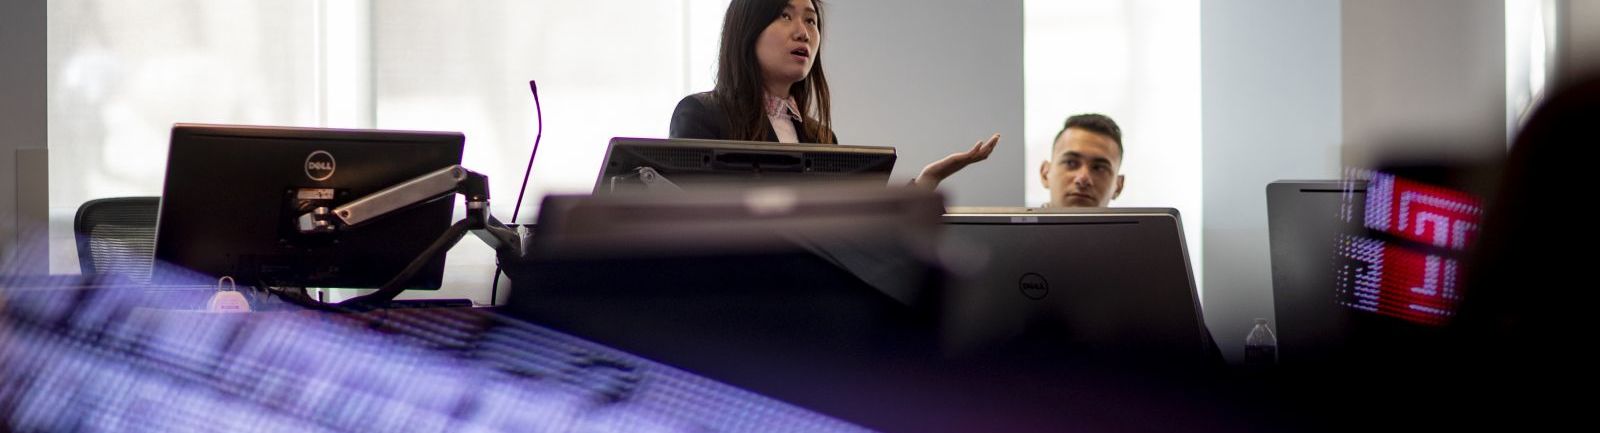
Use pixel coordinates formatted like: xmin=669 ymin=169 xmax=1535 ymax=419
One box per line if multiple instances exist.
xmin=1052 ymin=113 xmax=1123 ymax=157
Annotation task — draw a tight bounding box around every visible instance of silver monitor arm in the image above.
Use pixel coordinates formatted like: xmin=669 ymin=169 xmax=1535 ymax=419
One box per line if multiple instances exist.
xmin=293 ymin=165 xmax=522 ymax=307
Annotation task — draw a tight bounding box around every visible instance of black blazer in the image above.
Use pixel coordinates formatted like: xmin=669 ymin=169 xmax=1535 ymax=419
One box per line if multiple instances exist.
xmin=669 ymin=92 xmax=833 ymax=143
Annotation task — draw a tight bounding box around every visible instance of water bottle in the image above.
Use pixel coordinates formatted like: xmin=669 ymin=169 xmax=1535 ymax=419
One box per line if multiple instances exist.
xmin=1244 ymin=318 xmax=1277 ymax=368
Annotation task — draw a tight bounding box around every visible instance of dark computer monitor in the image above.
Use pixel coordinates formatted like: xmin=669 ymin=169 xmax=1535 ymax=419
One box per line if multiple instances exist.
xmin=593 ymin=137 xmax=896 ymax=194
xmin=1267 ymin=175 xmax=1483 ymax=367
xmin=153 ymin=124 xmax=464 ymax=290
xmin=503 ymin=186 xmax=958 ymax=431
xmin=1266 ymin=180 xmax=1367 ymax=366
xmin=939 ymin=207 xmax=1215 ymax=365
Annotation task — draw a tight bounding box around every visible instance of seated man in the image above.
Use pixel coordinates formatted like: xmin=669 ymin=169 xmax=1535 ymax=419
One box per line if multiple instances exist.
xmin=1039 ymin=114 xmax=1125 ymax=208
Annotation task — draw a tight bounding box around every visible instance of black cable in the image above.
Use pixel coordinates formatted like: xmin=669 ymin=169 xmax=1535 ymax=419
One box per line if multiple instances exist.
xmin=340 ymin=219 xmax=474 ymax=310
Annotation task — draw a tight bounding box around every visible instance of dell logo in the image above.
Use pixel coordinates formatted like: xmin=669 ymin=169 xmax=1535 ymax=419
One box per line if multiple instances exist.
xmin=1019 ymin=272 xmax=1049 ymax=300
xmin=305 ymin=150 xmax=335 ymax=181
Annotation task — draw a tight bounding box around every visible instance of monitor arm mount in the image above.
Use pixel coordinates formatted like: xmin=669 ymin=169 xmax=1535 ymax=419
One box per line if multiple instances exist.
xmin=295 ymin=165 xmax=523 ymax=308
xmin=605 ymin=167 xmax=683 ymax=193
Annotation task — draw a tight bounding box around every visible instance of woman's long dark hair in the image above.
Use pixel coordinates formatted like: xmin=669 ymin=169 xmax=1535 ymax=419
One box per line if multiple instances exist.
xmin=714 ymin=0 xmax=835 ymax=144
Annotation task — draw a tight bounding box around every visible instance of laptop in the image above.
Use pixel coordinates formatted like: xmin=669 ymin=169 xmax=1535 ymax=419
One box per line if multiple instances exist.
xmin=939 ymin=207 xmax=1216 ymax=364
xmin=1265 ymin=180 xmax=1366 ymax=367
xmin=593 ymin=137 xmax=896 ymax=194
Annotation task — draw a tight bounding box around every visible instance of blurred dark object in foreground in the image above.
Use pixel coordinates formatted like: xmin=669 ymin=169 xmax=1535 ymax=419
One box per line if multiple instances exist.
xmin=1260 ymin=73 xmax=1600 ymax=432
xmin=0 ymin=274 xmax=870 ymax=433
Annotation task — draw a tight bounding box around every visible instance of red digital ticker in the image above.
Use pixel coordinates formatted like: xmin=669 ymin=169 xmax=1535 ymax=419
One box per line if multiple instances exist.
xmin=1335 ymin=174 xmax=1481 ymax=326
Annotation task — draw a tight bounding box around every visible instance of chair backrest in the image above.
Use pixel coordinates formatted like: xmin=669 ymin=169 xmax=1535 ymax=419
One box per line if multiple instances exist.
xmin=74 ymin=197 xmax=161 ymax=283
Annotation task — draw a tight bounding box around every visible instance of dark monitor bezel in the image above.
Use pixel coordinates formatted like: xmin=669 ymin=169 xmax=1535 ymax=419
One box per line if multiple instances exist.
xmin=153 ymin=123 xmax=464 ymax=290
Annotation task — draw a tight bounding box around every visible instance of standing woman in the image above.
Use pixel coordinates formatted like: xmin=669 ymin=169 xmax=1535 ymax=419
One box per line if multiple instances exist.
xmin=670 ymin=0 xmax=999 ymax=188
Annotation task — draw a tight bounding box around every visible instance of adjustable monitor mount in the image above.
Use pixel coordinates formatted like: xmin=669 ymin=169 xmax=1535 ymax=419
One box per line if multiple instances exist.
xmin=605 ymin=166 xmax=683 ymax=193
xmin=295 ymin=165 xmax=523 ymax=308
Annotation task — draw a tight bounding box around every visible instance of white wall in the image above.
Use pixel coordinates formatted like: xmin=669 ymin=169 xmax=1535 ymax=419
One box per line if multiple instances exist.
xmin=1201 ymin=0 xmax=1343 ymax=363
xmin=1342 ymin=0 xmax=1507 ymax=163
xmin=825 ymin=0 xmax=1025 ymax=206
xmin=1 ymin=0 xmax=47 ymax=273
xmin=1560 ymin=0 xmax=1600 ymax=82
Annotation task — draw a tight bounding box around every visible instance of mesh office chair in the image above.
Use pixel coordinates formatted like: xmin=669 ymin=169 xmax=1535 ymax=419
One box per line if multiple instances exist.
xmin=74 ymin=197 xmax=161 ymax=284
